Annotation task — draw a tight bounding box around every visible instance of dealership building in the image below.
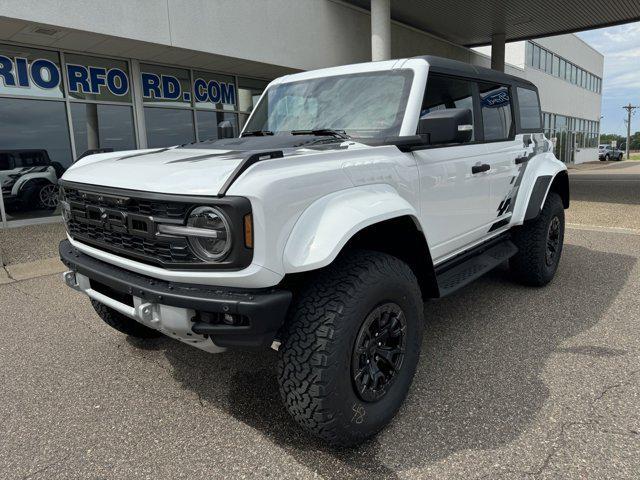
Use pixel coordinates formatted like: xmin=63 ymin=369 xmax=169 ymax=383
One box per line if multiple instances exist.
xmin=0 ymin=0 xmax=618 ymax=229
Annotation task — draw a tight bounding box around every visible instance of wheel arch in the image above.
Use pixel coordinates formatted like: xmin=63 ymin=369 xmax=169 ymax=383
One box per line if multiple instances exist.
xmin=524 ymin=170 xmax=569 ymax=222
xmin=282 ymin=185 xmax=438 ymax=299
xmin=549 ymin=170 xmax=569 ymax=209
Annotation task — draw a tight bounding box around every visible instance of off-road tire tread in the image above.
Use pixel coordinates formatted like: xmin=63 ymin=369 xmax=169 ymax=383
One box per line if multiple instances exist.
xmin=91 ymin=300 xmax=161 ymax=338
xmin=510 ymin=192 xmax=564 ymax=286
xmin=277 ymin=250 xmax=422 ymax=446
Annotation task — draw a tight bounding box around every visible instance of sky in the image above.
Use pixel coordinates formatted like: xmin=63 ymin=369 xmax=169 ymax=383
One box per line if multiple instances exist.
xmin=577 ymin=22 xmax=640 ymax=135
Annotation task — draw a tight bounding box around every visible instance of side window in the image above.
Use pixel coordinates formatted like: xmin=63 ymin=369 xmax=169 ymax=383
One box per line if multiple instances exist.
xmin=478 ymin=82 xmax=513 ymax=141
xmin=421 ymin=75 xmax=476 ymax=142
xmin=517 ymin=87 xmax=542 ymax=130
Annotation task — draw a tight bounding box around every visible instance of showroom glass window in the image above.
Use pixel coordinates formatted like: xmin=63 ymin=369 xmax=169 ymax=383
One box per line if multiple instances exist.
xmin=0 ymin=44 xmax=72 ymax=223
xmin=141 ymin=64 xmax=195 ymax=147
xmin=66 ymin=54 xmax=136 ymax=158
xmin=193 ymin=70 xmax=239 ymax=140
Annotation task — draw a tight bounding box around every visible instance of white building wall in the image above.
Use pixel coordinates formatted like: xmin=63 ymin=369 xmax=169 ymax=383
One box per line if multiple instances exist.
xmin=0 ymin=0 xmax=484 ymax=71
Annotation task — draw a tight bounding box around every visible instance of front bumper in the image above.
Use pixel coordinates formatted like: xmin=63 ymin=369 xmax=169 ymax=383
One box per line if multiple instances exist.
xmin=59 ymin=240 xmax=292 ymax=350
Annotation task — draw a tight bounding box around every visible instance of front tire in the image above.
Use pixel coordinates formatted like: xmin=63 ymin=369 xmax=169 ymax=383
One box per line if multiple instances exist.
xmin=277 ymin=250 xmax=424 ymax=447
xmin=91 ymin=300 xmax=162 ymax=339
xmin=510 ymin=192 xmax=565 ymax=286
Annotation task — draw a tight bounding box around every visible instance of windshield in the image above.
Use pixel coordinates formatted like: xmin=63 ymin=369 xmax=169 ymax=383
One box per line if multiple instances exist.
xmin=244 ymin=70 xmax=414 ymax=139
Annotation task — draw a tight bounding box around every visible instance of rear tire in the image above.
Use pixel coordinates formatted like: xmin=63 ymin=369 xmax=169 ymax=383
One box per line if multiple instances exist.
xmin=510 ymin=192 xmax=565 ymax=286
xmin=91 ymin=300 xmax=162 ymax=338
xmin=277 ymin=250 xmax=424 ymax=447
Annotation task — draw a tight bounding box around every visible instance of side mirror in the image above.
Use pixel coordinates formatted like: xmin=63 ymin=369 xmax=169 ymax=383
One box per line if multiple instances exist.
xmin=417 ymin=108 xmax=473 ymax=145
xmin=217 ymin=120 xmax=235 ymax=139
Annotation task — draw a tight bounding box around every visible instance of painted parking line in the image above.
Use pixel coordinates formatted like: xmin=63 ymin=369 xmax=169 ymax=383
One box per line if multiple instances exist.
xmin=567 ymin=223 xmax=640 ymax=236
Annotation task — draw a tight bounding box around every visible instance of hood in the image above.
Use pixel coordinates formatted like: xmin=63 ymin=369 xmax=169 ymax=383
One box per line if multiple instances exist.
xmin=61 ymin=135 xmax=366 ymax=196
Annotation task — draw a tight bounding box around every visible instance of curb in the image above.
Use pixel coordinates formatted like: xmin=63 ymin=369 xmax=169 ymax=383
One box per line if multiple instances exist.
xmin=1 ymin=257 xmax=66 ymax=284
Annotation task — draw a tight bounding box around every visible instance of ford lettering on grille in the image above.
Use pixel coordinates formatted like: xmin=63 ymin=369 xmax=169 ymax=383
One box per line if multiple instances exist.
xmin=73 ymin=204 xmax=155 ymax=238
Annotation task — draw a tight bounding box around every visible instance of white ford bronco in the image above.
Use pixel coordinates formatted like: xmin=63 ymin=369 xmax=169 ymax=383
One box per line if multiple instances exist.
xmin=59 ymin=56 xmax=568 ymax=446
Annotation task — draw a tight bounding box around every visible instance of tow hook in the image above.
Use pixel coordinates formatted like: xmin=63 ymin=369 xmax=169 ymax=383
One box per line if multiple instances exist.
xmin=63 ymin=270 xmax=81 ymax=292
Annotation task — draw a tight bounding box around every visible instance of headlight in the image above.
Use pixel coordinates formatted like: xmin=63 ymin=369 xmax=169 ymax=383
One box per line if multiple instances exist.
xmin=186 ymin=206 xmax=232 ymax=261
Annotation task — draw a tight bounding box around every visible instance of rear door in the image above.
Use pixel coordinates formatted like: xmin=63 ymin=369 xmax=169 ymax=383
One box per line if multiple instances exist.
xmin=477 ymin=81 xmax=522 ymax=227
xmin=412 ymin=74 xmax=495 ymax=262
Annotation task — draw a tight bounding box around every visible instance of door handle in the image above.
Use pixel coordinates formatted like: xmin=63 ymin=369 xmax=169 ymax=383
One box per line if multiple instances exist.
xmin=515 ymin=156 xmax=529 ymax=165
xmin=472 ymin=164 xmax=490 ymax=174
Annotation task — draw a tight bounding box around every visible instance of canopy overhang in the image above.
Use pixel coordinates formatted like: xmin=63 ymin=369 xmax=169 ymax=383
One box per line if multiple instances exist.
xmin=347 ymin=0 xmax=640 ymax=46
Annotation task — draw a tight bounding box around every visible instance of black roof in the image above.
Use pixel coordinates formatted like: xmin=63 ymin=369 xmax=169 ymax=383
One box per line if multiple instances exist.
xmin=413 ymin=55 xmax=537 ymax=89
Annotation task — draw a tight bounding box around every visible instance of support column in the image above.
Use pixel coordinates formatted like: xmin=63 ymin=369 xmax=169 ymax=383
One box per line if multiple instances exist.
xmin=371 ymin=0 xmax=391 ymax=61
xmin=491 ymin=33 xmax=506 ymax=72
xmin=85 ymin=103 xmax=100 ymax=150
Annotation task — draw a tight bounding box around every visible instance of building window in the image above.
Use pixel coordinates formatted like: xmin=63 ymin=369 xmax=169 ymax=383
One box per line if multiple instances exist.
xmin=0 ymin=97 xmax=71 ymax=220
xmin=525 ymin=42 xmax=533 ymax=67
xmin=0 ymin=45 xmax=64 ymax=98
xmin=0 ymin=97 xmax=72 ymax=168
xmin=479 ymin=82 xmax=513 ymax=141
xmin=71 ymin=103 xmax=136 ymax=157
xmin=193 ymin=71 xmax=237 ymax=111
xmin=140 ymin=64 xmax=192 ymax=107
xmin=532 ymin=45 xmax=540 ymax=69
xmin=144 ymin=107 xmax=195 ymax=147
xmin=196 ymin=111 xmax=239 ymax=141
xmin=65 ymin=54 xmax=132 ymax=103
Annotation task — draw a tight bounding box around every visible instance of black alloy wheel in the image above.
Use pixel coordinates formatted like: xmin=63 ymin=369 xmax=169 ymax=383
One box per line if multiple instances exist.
xmin=351 ymin=303 xmax=407 ymax=402
xmin=545 ymin=216 xmax=561 ymax=267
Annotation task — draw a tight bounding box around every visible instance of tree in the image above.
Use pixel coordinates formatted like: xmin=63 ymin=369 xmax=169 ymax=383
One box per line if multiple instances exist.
xmin=599 ymin=133 xmax=625 ymax=146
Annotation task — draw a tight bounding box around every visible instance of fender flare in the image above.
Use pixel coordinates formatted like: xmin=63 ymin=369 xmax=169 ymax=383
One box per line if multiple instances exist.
xmin=283 ymin=184 xmax=419 ymax=273
xmin=523 ymin=170 xmax=569 ymax=221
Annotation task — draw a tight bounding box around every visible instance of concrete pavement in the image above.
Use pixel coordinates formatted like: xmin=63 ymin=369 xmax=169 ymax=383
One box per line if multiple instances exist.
xmin=0 ymin=161 xmax=638 ymax=479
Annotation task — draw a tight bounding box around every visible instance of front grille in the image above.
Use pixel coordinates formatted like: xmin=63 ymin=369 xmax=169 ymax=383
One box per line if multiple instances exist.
xmin=63 ymin=187 xmax=190 ymax=219
xmin=62 ymin=184 xmax=203 ymax=267
xmin=66 ymin=219 xmax=199 ymax=264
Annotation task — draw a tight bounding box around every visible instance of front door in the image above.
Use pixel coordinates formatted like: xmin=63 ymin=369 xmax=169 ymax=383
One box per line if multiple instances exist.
xmin=413 ymin=74 xmax=496 ymax=263
xmin=413 ymin=143 xmax=495 ymax=262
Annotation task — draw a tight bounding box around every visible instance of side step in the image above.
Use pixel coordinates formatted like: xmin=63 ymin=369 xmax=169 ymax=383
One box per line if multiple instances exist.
xmin=436 ymin=240 xmax=518 ymax=297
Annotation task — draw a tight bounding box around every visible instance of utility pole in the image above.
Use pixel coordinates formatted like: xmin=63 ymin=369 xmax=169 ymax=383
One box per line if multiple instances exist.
xmin=622 ymin=104 xmax=638 ymax=159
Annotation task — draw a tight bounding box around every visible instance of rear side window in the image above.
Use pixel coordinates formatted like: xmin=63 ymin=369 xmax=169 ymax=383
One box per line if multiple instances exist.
xmin=421 ymin=75 xmax=476 ymax=142
xmin=517 ymin=87 xmax=542 ymax=130
xmin=478 ymin=82 xmax=513 ymax=141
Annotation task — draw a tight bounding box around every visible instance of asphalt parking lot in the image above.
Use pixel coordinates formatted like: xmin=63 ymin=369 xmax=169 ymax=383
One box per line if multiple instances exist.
xmin=1 ymin=162 xmax=639 ymax=479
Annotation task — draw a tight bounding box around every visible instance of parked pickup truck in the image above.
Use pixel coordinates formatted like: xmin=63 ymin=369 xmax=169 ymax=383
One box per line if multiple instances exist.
xmin=59 ymin=56 xmax=568 ymax=446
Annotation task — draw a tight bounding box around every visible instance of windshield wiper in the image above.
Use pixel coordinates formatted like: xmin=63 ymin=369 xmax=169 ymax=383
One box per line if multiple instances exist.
xmin=290 ymin=129 xmax=350 ymax=139
xmin=242 ymin=130 xmax=274 ymax=137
